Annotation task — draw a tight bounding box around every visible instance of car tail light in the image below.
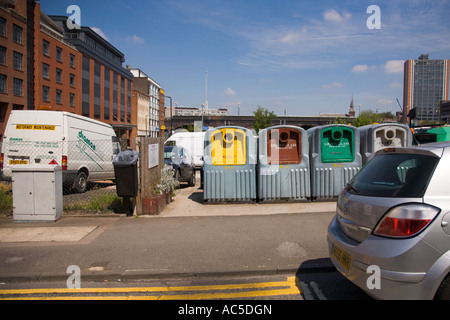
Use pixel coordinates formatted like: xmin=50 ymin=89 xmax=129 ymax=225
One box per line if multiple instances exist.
xmin=374 ymin=204 xmax=440 ymax=238
xmin=62 ymin=155 xmax=68 ymax=170
xmin=0 ymin=153 xmax=3 ymax=169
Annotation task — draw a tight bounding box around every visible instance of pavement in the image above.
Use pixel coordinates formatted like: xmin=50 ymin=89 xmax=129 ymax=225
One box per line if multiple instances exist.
xmin=0 ymin=182 xmax=337 ymax=284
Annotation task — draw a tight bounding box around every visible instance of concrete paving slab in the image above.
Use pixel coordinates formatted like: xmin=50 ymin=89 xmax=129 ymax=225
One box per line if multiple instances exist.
xmin=0 ymin=226 xmax=98 ymax=242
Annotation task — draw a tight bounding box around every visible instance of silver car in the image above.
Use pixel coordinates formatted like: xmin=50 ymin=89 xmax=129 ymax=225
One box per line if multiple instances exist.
xmin=327 ymin=141 xmax=450 ymax=300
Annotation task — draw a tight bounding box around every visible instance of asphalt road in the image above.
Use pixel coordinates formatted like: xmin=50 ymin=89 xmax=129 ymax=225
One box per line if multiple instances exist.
xmin=0 ymin=173 xmax=367 ymax=301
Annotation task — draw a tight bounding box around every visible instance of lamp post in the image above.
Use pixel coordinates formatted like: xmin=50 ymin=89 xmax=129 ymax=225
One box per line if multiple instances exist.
xmin=201 ymin=103 xmax=205 ymax=132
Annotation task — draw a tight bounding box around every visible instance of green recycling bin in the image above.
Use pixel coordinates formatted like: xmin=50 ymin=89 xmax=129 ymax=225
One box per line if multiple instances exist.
xmin=307 ymin=125 xmax=361 ymax=200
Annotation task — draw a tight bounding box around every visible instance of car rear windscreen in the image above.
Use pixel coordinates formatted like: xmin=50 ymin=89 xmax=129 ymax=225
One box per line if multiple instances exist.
xmin=350 ymin=153 xmax=439 ymax=198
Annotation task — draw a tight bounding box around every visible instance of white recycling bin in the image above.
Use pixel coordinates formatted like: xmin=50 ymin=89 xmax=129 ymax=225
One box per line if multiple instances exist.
xmin=12 ymin=165 xmax=63 ymax=222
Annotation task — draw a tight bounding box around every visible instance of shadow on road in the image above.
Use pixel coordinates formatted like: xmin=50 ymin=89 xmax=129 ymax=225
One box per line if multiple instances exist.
xmin=294 ymin=258 xmax=371 ymax=300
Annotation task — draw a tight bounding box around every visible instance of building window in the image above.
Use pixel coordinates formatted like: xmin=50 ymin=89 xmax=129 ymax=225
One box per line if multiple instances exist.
xmin=56 ymin=89 xmax=62 ymax=104
xmin=13 ymin=78 xmax=23 ymax=96
xmin=0 ymin=46 xmax=6 ymax=66
xmin=120 ymin=77 xmax=125 ymax=122
xmin=43 ymin=85 xmax=50 ymax=101
xmin=0 ymin=18 xmax=5 ymax=37
xmin=94 ymin=62 xmax=101 ymax=119
xmin=42 ymin=63 xmax=50 ymax=79
xmin=0 ymin=74 xmax=6 ymax=93
xmin=70 ymin=53 xmax=75 ymax=68
xmin=104 ymin=67 xmax=110 ymax=120
xmin=70 ymin=93 xmax=75 ymax=107
xmin=13 ymin=51 xmax=22 ymax=71
xmin=43 ymin=40 xmax=50 ymax=56
xmin=56 ymin=47 xmax=62 ymax=62
xmin=56 ymin=68 xmax=62 ymax=83
xmin=13 ymin=24 xmax=22 ymax=44
xmin=113 ymin=73 xmax=118 ymax=121
xmin=70 ymin=73 xmax=75 ymax=87
xmin=127 ymin=81 xmax=131 ymax=123
xmin=82 ymin=55 xmax=90 ymax=117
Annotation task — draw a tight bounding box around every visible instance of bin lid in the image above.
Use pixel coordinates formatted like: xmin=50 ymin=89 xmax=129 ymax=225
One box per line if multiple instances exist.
xmin=113 ymin=150 xmax=140 ymax=166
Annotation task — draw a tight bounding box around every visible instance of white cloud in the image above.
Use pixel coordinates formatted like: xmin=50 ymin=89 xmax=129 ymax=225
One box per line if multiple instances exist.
xmin=384 ymin=60 xmax=404 ymax=74
xmin=378 ymin=99 xmax=394 ymax=105
xmin=126 ymin=34 xmax=145 ymax=44
xmin=352 ymin=65 xmax=368 ymax=73
xmin=91 ymin=27 xmax=109 ymax=41
xmin=225 ymin=88 xmax=236 ymax=96
xmin=322 ymin=82 xmax=343 ymax=89
xmin=323 ymin=9 xmax=351 ymax=23
xmin=390 ymin=82 xmax=402 ymax=88
xmin=279 ymin=27 xmax=308 ymax=45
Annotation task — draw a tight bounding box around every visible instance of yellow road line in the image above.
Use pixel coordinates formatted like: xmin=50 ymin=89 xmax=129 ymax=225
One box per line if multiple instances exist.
xmin=0 ymin=276 xmax=301 ymax=300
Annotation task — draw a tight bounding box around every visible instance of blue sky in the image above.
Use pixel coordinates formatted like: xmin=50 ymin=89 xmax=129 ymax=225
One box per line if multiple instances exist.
xmin=41 ymin=0 xmax=450 ymax=116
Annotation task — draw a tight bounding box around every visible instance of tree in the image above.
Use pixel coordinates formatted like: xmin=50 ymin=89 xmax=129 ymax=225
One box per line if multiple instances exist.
xmin=252 ymin=105 xmax=276 ymax=133
xmin=353 ymin=110 xmax=395 ymax=127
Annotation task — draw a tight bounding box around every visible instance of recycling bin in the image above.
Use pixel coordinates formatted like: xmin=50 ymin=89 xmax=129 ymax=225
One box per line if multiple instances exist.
xmin=359 ymin=123 xmax=413 ymax=165
xmin=257 ymin=125 xmax=310 ymax=202
xmin=307 ymin=124 xmax=361 ymax=200
xmin=113 ymin=150 xmax=139 ymax=198
xmin=203 ymin=126 xmax=256 ymax=202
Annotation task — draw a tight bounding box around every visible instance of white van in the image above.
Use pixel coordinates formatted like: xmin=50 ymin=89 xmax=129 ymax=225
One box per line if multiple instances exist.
xmin=1 ymin=110 xmax=120 ymax=193
xmin=165 ymin=131 xmax=205 ymax=167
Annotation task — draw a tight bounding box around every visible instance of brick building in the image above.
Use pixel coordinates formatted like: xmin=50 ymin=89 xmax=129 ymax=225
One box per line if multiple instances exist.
xmin=0 ymin=1 xmax=166 ymax=145
xmin=34 ymin=11 xmax=82 ymax=115
xmin=0 ymin=0 xmax=28 ymax=139
xmin=0 ymin=0 xmax=139 ymax=145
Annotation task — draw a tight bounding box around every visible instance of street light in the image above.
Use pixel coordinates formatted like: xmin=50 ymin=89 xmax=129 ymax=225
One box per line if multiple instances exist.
xmin=201 ymin=103 xmax=204 ymax=132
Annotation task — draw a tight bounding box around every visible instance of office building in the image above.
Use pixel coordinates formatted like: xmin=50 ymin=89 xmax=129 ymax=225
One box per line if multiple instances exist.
xmin=404 ymin=54 xmax=450 ymax=123
xmin=128 ymin=68 xmax=165 ymax=139
xmin=49 ymin=15 xmax=134 ymax=141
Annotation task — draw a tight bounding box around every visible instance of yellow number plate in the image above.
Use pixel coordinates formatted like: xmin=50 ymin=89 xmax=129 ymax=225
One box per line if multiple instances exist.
xmin=331 ymin=244 xmax=351 ymax=271
xmin=9 ymin=160 xmax=28 ymax=165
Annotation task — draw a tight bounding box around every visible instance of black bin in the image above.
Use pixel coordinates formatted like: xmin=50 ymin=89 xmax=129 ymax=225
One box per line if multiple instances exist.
xmin=113 ymin=150 xmax=139 ymax=197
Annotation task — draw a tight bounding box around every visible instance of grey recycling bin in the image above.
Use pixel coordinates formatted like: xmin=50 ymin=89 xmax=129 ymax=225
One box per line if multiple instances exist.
xmin=113 ymin=150 xmax=139 ymax=198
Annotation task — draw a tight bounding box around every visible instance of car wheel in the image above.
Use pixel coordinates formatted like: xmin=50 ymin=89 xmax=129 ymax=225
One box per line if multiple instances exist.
xmin=174 ymin=170 xmax=181 ymax=189
xmin=435 ymin=275 xmax=450 ymax=300
xmin=188 ymin=171 xmax=196 ymax=187
xmin=74 ymin=171 xmax=88 ymax=193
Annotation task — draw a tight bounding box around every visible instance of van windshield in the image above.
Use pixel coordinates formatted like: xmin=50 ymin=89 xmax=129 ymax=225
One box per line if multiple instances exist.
xmin=349 ymin=153 xmax=439 ymax=198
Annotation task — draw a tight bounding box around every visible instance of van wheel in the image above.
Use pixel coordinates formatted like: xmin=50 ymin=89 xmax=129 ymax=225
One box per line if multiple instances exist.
xmin=74 ymin=171 xmax=88 ymax=193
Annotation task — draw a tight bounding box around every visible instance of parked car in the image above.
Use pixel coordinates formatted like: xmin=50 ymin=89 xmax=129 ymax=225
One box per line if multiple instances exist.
xmin=327 ymin=141 xmax=450 ymax=300
xmin=164 ymin=146 xmax=196 ymax=187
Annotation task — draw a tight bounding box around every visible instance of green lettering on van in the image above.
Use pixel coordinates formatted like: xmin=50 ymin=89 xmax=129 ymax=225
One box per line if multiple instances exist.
xmin=78 ymin=131 xmax=96 ymax=151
